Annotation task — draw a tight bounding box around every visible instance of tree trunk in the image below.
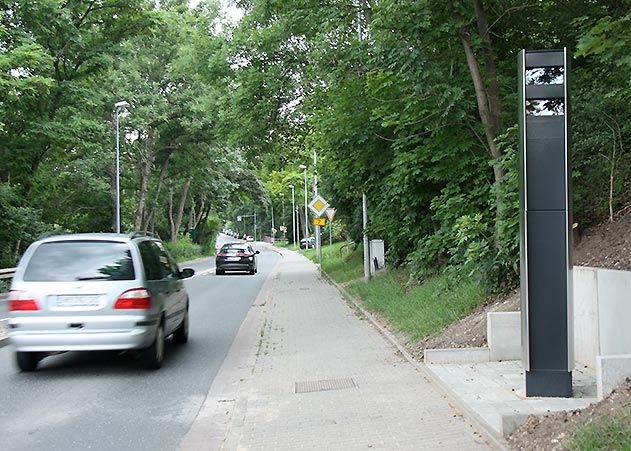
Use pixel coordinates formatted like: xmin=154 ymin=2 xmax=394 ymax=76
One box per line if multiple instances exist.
xmin=457 ymin=27 xmax=503 ymax=175
xmin=134 ymin=127 xmax=156 ymax=231
xmin=168 ymin=186 xmax=175 ymax=240
xmin=452 ymin=0 xmax=504 ymax=178
xmin=188 ymin=204 xmax=194 ymax=230
xmin=143 ymin=151 xmax=172 ymax=231
xmin=473 ymin=0 xmax=502 ymax=135
xmin=357 ymin=0 xmax=373 ymax=25
xmin=171 ymin=177 xmax=191 ymax=242
xmin=189 ymin=195 xmax=206 ymax=230
xmin=298 ymin=207 xmax=310 ymax=239
xmin=452 ymin=0 xmax=506 ymax=250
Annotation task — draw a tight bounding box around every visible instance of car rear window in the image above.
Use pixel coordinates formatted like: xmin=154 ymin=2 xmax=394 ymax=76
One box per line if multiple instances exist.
xmin=221 ymin=245 xmax=248 ymax=253
xmin=23 ymin=241 xmax=136 ymax=281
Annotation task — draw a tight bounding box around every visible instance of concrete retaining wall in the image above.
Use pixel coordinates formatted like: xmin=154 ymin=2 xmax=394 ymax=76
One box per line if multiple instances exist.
xmin=482 ymin=266 xmax=631 ymax=399
xmin=487 ymin=312 xmax=521 ymax=361
xmin=597 ymin=355 xmax=631 ymax=399
xmin=484 ymin=266 xmax=631 ymax=370
xmin=574 ymin=267 xmax=631 ymax=366
xmin=573 ymin=267 xmax=600 ymax=368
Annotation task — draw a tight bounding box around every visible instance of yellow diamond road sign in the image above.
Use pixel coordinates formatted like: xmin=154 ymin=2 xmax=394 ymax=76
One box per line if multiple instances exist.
xmin=308 ymin=195 xmax=329 ymax=217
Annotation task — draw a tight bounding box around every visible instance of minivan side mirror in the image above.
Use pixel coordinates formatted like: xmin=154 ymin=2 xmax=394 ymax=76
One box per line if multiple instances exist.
xmin=180 ymin=268 xmax=195 ymax=279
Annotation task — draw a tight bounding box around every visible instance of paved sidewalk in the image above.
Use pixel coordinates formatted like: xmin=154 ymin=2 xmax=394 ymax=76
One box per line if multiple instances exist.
xmin=180 ymin=249 xmax=494 ymax=450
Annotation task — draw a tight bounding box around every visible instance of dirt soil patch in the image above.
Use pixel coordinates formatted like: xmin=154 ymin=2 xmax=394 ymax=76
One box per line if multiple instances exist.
xmin=506 ymin=381 xmax=631 ymax=450
xmin=573 ymin=209 xmax=631 ymax=270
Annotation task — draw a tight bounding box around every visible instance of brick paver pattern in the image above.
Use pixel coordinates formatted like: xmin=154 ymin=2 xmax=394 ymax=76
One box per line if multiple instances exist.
xmin=218 ymin=251 xmax=492 ymax=450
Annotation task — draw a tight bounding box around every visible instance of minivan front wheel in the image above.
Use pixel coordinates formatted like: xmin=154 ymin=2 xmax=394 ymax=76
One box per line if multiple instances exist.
xmin=142 ymin=323 xmax=164 ymax=369
xmin=16 ymin=351 xmax=39 ymax=372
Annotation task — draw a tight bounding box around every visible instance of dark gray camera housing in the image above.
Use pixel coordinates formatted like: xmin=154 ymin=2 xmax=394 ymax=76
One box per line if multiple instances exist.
xmin=519 ymin=49 xmax=573 ymax=397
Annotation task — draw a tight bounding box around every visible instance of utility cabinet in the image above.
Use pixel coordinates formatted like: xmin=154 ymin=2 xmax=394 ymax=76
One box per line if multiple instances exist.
xmin=369 ymin=240 xmax=385 ymax=276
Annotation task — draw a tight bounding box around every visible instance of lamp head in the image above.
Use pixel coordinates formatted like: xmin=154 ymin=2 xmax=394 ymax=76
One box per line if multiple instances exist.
xmin=299 ymin=164 xmax=307 ymax=169
xmin=115 ymin=100 xmax=130 ymax=109
xmin=288 ymin=184 xmax=294 ymax=189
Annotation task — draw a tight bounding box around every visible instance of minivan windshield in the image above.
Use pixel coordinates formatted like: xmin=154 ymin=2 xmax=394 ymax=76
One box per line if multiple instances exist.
xmin=23 ymin=241 xmax=135 ymax=281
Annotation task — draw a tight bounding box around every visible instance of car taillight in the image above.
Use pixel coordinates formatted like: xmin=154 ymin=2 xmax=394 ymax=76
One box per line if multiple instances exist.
xmin=217 ymin=253 xmax=227 ymax=257
xmin=114 ymin=288 xmax=152 ymax=309
xmin=8 ymin=290 xmax=40 ymax=311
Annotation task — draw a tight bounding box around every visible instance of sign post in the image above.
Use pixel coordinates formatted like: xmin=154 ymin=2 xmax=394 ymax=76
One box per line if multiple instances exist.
xmin=325 ymin=208 xmax=336 ymax=248
xmin=309 ymin=195 xmax=330 ymax=271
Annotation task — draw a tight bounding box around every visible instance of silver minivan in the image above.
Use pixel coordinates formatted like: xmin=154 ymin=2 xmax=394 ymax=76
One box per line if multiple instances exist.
xmin=8 ymin=233 xmax=195 ymax=371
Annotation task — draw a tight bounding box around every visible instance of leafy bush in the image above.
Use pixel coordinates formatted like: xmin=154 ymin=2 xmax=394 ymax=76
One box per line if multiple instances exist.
xmin=164 ymin=235 xmax=203 ymax=262
xmin=196 ymin=214 xmax=222 ymax=255
xmin=488 ymin=127 xmax=521 ymax=291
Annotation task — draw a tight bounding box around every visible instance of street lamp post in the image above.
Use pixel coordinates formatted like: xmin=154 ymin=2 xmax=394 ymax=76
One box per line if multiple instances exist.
xmin=312 ymin=149 xmax=321 ymax=266
xmin=114 ymin=100 xmax=129 ymax=234
xmin=281 ymin=196 xmax=286 ymax=243
xmin=271 ymin=204 xmax=274 ymax=242
xmin=299 ymin=164 xmax=308 ymax=239
xmin=289 ymin=184 xmax=296 ymax=247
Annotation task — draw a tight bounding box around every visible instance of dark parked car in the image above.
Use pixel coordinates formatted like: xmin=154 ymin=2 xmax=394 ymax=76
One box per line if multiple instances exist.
xmin=8 ymin=232 xmax=195 ymax=371
xmin=216 ymin=243 xmax=259 ymax=275
xmin=299 ymin=237 xmax=315 ymax=249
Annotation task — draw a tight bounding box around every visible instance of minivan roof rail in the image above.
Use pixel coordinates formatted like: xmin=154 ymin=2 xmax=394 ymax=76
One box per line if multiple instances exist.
xmin=130 ymin=231 xmax=160 ymax=239
xmin=36 ymin=230 xmax=72 ymax=240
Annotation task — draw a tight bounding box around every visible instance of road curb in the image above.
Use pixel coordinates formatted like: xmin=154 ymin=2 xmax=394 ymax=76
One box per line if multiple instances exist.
xmin=320 ymin=271 xmax=509 ymax=451
xmin=179 ymin=254 xmax=283 ymax=451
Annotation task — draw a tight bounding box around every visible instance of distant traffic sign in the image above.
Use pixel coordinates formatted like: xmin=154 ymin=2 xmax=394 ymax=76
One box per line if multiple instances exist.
xmin=312 ymin=217 xmax=326 ymax=226
xmin=308 ymin=194 xmax=329 ymax=217
xmin=325 ymin=208 xmax=336 ymax=222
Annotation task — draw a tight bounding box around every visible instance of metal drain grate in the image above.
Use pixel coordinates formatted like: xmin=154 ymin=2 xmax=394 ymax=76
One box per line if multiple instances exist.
xmin=294 ymin=378 xmax=357 ymax=394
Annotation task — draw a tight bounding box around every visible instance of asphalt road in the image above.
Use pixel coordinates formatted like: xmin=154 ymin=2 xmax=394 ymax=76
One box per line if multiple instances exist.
xmin=0 ymin=238 xmax=281 ymax=451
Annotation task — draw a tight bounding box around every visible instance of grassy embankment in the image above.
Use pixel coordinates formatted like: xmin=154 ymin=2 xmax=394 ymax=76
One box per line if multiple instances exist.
xmin=566 ymin=409 xmax=631 ymax=450
xmin=300 ymin=241 xmax=486 ymax=341
xmin=302 ymin=242 xmax=631 ymax=449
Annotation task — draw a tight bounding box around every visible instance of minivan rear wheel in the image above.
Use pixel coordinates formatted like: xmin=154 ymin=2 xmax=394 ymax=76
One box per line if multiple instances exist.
xmin=173 ymin=309 xmax=188 ymax=344
xmin=16 ymin=351 xmax=39 ymax=372
xmin=141 ymin=323 xmax=164 ymax=369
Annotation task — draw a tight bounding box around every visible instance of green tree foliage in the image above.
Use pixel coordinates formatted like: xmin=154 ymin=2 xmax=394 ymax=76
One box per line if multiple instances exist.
xmin=0 ymin=0 xmax=263 ymax=260
xmin=2 ymin=0 xmax=631 ymax=296
xmin=0 ymin=183 xmax=45 ymax=267
xmin=229 ymin=0 xmax=631 ymax=291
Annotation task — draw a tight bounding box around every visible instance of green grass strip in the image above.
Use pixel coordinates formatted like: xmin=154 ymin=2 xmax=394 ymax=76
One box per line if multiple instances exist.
xmin=299 ymin=241 xmax=487 ymax=342
xmin=566 ymin=408 xmax=631 ymax=450
xmin=346 ymin=269 xmax=486 ymax=341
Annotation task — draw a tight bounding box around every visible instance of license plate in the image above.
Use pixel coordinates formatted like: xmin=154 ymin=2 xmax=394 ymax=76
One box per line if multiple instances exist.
xmin=54 ymin=295 xmax=102 ymax=308
xmin=226 ymin=257 xmax=240 ymax=261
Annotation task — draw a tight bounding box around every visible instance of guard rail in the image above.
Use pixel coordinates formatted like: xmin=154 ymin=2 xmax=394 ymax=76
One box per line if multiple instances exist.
xmin=0 ymin=267 xmax=16 ymax=280
xmin=0 ymin=268 xmax=14 ymax=332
